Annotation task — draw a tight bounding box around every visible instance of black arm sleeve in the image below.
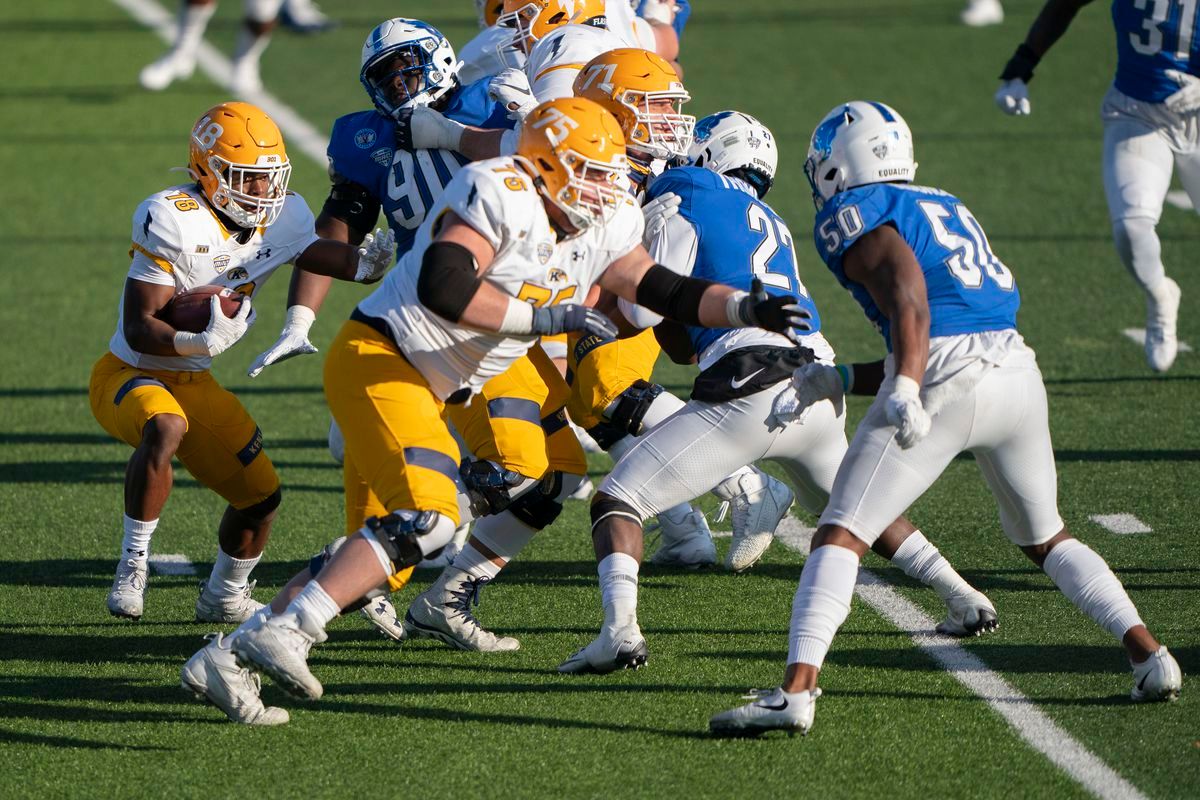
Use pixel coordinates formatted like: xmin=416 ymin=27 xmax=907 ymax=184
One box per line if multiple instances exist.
xmin=417 ymin=241 xmax=482 ymax=323
xmin=634 ymin=264 xmax=716 ymax=327
xmin=1001 ymin=0 xmax=1093 ymax=80
xmin=320 ymin=173 xmax=382 ymax=234
xmin=849 ymin=359 xmax=886 ymax=396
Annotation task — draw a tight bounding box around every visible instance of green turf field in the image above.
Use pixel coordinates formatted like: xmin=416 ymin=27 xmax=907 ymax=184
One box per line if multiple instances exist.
xmin=1 ymin=0 xmax=1197 ymax=797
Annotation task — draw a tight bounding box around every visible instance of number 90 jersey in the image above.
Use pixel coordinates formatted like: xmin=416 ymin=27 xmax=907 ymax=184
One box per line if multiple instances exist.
xmin=110 ymin=183 xmax=318 ymax=372
xmin=1113 ymin=0 xmax=1200 ymax=103
xmin=356 ymin=157 xmax=644 ymax=401
xmin=813 ymin=183 xmax=1020 ymax=351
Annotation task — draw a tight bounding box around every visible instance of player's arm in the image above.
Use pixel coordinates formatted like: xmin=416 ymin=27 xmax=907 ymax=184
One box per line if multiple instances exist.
xmin=395 ymin=111 xmax=512 ymax=161
xmin=996 ymin=0 xmax=1093 ymax=114
xmin=123 ymin=278 xmax=253 ymax=359
xmin=639 ymin=0 xmax=680 ymax=63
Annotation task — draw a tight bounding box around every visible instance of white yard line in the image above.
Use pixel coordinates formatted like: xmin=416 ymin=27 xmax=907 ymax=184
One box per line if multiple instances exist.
xmin=1122 ymin=328 xmax=1193 ymax=353
xmin=147 ymin=553 xmax=197 ymax=576
xmin=1089 ymin=514 xmax=1153 ymax=535
xmin=774 ymin=518 xmax=1147 ymax=800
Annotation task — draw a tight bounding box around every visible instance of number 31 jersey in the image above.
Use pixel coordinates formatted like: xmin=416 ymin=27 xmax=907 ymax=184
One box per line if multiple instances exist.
xmin=813 ymin=183 xmax=1020 ymax=350
xmin=357 ymin=158 xmax=644 ymax=400
xmin=1112 ymin=0 xmax=1200 ymax=103
xmin=110 ymin=183 xmax=318 ymax=372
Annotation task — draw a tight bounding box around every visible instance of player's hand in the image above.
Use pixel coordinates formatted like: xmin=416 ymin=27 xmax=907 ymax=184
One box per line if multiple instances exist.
xmin=769 ymin=362 xmax=845 ymax=428
xmin=731 ymin=279 xmax=814 ymax=341
xmin=641 ymin=191 xmax=681 ymax=249
xmin=531 ymin=304 xmax=619 ymax=339
xmin=393 ymin=105 xmax=467 ymax=152
xmin=178 ymin=294 xmax=253 ymax=358
xmin=247 ymin=305 xmax=318 ymax=377
xmin=995 ymin=79 xmax=1030 ymax=116
xmin=885 ymin=375 xmax=931 ymax=449
xmin=1164 ymin=70 xmax=1200 ymax=113
xmin=355 ymin=227 xmax=396 ymax=283
xmin=488 ymin=68 xmax=537 ymax=121
xmin=639 ymin=0 xmax=676 ymax=25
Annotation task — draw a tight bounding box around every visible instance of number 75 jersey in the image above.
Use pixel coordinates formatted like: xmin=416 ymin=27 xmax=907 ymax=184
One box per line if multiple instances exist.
xmin=813 ymin=183 xmax=1020 ymax=350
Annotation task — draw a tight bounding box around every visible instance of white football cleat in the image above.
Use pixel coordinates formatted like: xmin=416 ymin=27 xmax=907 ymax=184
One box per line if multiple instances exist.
xmin=718 ymin=469 xmax=794 ymax=573
xmin=558 ymin=623 xmax=648 ymax=674
xmin=935 ymin=590 xmax=999 ymax=637
xmin=232 ymin=614 xmax=325 ymax=700
xmin=360 ymin=595 xmax=407 ymax=644
xmin=1145 ymin=277 xmax=1182 ymax=373
xmin=1131 ymin=646 xmax=1182 ymax=702
xmin=181 ymin=633 xmax=289 ymax=725
xmin=569 ymin=477 xmax=595 ymax=501
xmin=107 ymin=558 xmax=148 ymax=620
xmin=709 ymin=687 xmax=821 ymax=737
xmin=404 ymin=571 xmax=519 ymax=652
xmin=229 ymin=57 xmax=263 ymax=96
xmin=138 ymin=52 xmax=195 ymax=91
xmin=647 ymin=507 xmax=717 ymax=568
xmin=196 ymin=579 xmax=264 ymax=624
xmin=961 ymin=0 xmax=1004 ymax=27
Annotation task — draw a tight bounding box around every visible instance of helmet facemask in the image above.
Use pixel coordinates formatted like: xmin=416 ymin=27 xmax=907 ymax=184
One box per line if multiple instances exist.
xmin=206 ymin=153 xmax=291 ymax=228
xmin=622 ymin=90 xmax=694 ymax=177
xmin=362 ymin=38 xmax=450 ymax=119
xmin=522 ymin=147 xmax=629 ymax=233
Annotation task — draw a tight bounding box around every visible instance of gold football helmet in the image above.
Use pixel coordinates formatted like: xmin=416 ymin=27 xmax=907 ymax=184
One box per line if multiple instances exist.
xmin=499 ymin=0 xmax=606 ymax=54
xmin=187 ymin=102 xmax=291 ymax=229
xmin=573 ymin=48 xmax=694 ymax=180
xmin=516 ymin=97 xmax=629 ymax=233
xmin=475 ymin=0 xmax=505 ymax=27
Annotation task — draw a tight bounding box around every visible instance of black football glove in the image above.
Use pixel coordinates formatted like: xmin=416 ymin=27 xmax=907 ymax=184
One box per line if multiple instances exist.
xmin=734 ymin=279 xmax=814 ymax=341
xmin=531 ymin=304 xmax=618 ymax=339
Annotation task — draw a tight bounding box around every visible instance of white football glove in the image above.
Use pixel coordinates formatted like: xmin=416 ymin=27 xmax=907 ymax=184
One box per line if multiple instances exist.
xmin=639 ymin=0 xmax=675 ymax=25
xmin=355 ymin=227 xmax=396 ymax=283
xmin=247 ymin=305 xmax=317 ymax=377
xmin=994 ymin=79 xmax=1031 ymax=116
xmin=641 ymin=191 xmax=681 ymax=250
xmin=768 ymin=362 xmax=845 ymax=428
xmin=405 ymin=105 xmax=467 ymax=151
xmin=174 ymin=294 xmax=254 ymax=358
xmin=488 ymin=68 xmax=537 ymax=122
xmin=1164 ymin=69 xmax=1200 ymax=113
xmin=885 ymin=375 xmax=931 ymax=449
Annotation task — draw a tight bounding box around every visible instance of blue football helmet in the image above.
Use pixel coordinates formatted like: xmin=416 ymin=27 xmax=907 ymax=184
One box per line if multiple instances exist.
xmin=360 ymin=18 xmax=458 ymax=119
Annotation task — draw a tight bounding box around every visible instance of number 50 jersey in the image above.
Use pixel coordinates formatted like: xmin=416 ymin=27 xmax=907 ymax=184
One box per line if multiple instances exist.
xmin=813 ymin=183 xmax=1020 ymax=350
xmin=357 ymin=158 xmax=644 ymax=401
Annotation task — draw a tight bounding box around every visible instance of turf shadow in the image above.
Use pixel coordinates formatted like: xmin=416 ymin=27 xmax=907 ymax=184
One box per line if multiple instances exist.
xmin=0 ymin=726 xmax=174 ymax=751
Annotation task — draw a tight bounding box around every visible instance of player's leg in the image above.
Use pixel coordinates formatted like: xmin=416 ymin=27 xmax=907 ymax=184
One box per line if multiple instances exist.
xmin=970 ymin=362 xmax=1181 ymax=701
xmin=89 ymin=354 xmax=188 ymax=620
xmin=139 ymin=0 xmax=217 ymax=91
xmin=1101 ymin=93 xmax=1181 ymax=371
xmin=279 ymin=0 xmax=335 ymax=33
xmin=230 ymin=0 xmax=284 ymax=94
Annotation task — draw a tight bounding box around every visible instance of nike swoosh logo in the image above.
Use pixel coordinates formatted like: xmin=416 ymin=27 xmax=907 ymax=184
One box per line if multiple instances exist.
xmin=758 ymin=697 xmax=788 ymax=711
xmin=730 ymin=368 xmax=765 ymax=389
xmin=1136 ymin=673 xmax=1149 ymax=691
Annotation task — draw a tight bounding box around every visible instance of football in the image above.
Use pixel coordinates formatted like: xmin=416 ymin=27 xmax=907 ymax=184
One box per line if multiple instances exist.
xmin=159 ymin=285 xmax=244 ymax=333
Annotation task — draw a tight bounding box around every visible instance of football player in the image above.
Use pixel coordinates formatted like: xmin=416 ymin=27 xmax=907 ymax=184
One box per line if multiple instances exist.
xmin=209 ymin=97 xmax=808 ymax=715
xmin=559 ymin=109 xmax=997 ymax=674
xmin=89 ymin=102 xmax=395 ymax=627
xmin=995 ymin=0 xmax=1190 ymax=371
xmin=710 ymin=101 xmax=1182 ymax=737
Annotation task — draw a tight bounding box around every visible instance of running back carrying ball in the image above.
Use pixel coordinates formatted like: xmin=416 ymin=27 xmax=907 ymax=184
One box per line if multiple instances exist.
xmin=160 ymin=285 xmax=246 ymax=333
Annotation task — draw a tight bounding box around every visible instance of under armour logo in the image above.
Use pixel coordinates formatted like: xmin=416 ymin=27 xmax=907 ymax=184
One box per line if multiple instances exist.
xmin=255 ymin=248 xmax=272 ymax=260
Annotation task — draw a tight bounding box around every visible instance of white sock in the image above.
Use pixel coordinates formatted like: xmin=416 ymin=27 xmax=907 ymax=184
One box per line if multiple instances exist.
xmin=453 ymin=542 xmax=504 ymax=581
xmin=787 ymin=545 xmax=859 ymax=667
xmin=599 ymin=552 xmax=639 ymax=629
xmin=172 ymin=2 xmax=216 ymax=62
xmin=207 ymin=547 xmax=260 ymax=597
xmin=889 ymin=530 xmax=974 ymax=601
xmin=286 ymin=580 xmax=340 ymax=640
xmin=1042 ymin=539 xmax=1144 ymax=641
xmin=233 ymin=27 xmax=271 ymax=65
xmin=464 ymin=511 xmax=539 ymax=578
xmin=120 ymin=515 xmax=157 ymax=562
xmin=226 ymin=603 xmax=273 ymax=645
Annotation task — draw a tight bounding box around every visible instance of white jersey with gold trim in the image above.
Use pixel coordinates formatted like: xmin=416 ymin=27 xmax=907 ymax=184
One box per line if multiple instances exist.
xmin=357 ymin=157 xmax=643 ymax=400
xmin=526 ymin=24 xmax=631 ymax=102
xmin=110 ymin=183 xmax=318 ymax=372
xmin=458 ymin=24 xmax=524 ymax=84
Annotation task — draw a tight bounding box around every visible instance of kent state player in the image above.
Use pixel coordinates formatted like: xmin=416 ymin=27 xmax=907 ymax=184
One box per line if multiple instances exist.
xmin=996 ymin=0 xmax=1194 ymax=372
xmin=560 ymin=110 xmax=997 ymax=674
xmin=181 ymin=98 xmax=809 ymax=721
xmin=710 ymin=101 xmax=1182 ymax=737
xmin=89 ymin=102 xmax=394 ymax=624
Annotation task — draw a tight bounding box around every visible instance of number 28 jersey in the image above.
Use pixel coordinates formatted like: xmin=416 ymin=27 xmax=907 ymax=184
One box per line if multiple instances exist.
xmin=357 ymin=158 xmax=644 ymax=400
xmin=1112 ymin=0 xmax=1200 ymax=103
xmin=813 ymin=183 xmax=1020 ymax=351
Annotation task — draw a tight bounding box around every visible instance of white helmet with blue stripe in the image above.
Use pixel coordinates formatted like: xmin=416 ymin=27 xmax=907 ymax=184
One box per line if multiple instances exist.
xmin=687 ymin=111 xmax=778 ymax=199
xmin=360 ymin=18 xmax=458 ymax=119
xmin=804 ymin=101 xmax=917 ymax=209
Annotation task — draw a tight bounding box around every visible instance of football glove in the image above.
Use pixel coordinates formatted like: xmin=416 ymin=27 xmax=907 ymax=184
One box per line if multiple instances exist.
xmin=247 ymin=305 xmax=317 ymax=377
xmin=1164 ymin=69 xmax=1200 ymax=113
xmin=995 ymin=79 xmax=1031 ymax=116
xmin=639 ymin=0 xmax=676 ymax=25
xmin=768 ymin=362 xmax=846 ymax=428
xmin=531 ymin=304 xmax=619 ymax=339
xmin=488 ymin=68 xmax=538 ymax=122
xmin=355 ymin=227 xmax=396 ymax=283
xmin=393 ymin=105 xmax=467 ymax=152
xmin=729 ymin=279 xmax=814 ymax=341
xmin=641 ymin=191 xmax=681 ymax=250
xmin=174 ymin=294 xmax=255 ymax=358
xmin=885 ymin=375 xmax=931 ymax=449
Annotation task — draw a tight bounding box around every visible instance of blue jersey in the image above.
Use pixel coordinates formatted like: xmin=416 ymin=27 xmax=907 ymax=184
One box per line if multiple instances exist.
xmin=1112 ymin=0 xmax=1200 ymax=102
xmin=326 ymin=78 xmax=513 ymax=257
xmin=645 ymin=166 xmax=821 ymax=357
xmin=813 ymin=183 xmax=1020 ymax=350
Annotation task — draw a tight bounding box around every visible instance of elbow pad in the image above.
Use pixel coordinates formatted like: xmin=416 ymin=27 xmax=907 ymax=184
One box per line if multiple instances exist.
xmin=417 ymin=242 xmax=482 ymax=322
xmin=634 ymin=263 xmax=713 ymax=327
xmin=320 ymin=176 xmax=382 ymax=233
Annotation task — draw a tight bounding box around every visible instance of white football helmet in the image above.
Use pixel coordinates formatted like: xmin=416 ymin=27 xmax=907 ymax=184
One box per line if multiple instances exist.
xmin=687 ymin=111 xmax=778 ymax=198
xmin=360 ymin=18 xmax=458 ymax=119
xmin=804 ymin=101 xmax=917 ymax=209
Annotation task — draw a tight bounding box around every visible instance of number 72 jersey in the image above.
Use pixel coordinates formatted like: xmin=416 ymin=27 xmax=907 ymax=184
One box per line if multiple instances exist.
xmin=813 ymin=183 xmax=1020 ymax=350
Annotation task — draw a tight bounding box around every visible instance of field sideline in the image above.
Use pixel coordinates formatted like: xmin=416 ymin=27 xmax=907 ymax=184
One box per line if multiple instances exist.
xmin=0 ymin=1 xmax=1197 ymax=798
